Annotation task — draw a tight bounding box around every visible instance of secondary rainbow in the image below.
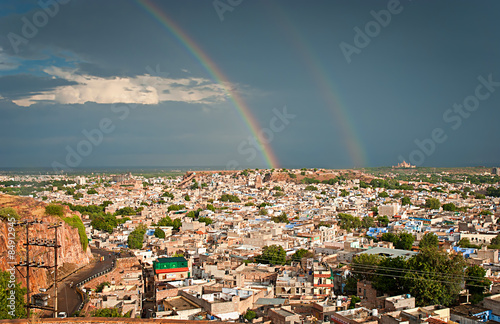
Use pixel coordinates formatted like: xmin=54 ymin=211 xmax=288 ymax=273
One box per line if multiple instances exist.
xmin=267 ymin=4 xmax=368 ymax=167
xmin=135 ymin=0 xmax=279 ymax=169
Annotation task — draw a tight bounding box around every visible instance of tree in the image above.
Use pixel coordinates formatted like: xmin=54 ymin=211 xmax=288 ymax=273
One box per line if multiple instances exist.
xmin=0 ymin=271 xmax=26 ymax=319
xmin=419 ymin=233 xmax=439 ymax=249
xmin=198 ymin=217 xmax=213 ymax=225
xmin=127 ymin=225 xmax=147 ymax=249
xmin=486 ymin=187 xmax=500 ymax=197
xmin=458 ymin=238 xmax=480 ymax=249
xmin=489 ymin=234 xmax=500 ymax=249
xmin=349 ymin=296 xmax=361 ymax=309
xmin=371 ymin=206 xmax=378 ymax=216
xmin=350 ymin=254 xmax=382 ymax=283
xmin=259 ymin=245 xmax=286 ymax=265
xmin=362 ymin=217 xmax=375 ymax=228
xmin=244 ymin=310 xmax=256 ymax=321
xmin=206 ymin=204 xmax=216 ymax=212
xmin=114 ymin=207 xmax=136 ymax=216
xmin=380 ymin=232 xmax=414 ymax=250
xmin=167 ymin=204 xmax=186 ymax=212
xmin=220 ymin=194 xmax=241 ymax=202
xmin=154 ymin=228 xmax=165 ymax=239
xmin=162 ymin=191 xmax=174 ymax=199
xmin=380 ymin=233 xmax=399 ymax=244
xmin=377 ymin=215 xmax=389 ymax=227
xmin=373 ymin=256 xmax=408 ymax=296
xmin=350 ymin=247 xmax=468 ymax=307
xmin=259 ymin=209 xmax=268 ymax=216
xmin=172 ymin=219 xmax=182 ymax=231
xmin=378 ymin=191 xmax=389 ymax=198
xmin=272 ymin=212 xmax=289 ymax=224
xmin=337 ymin=213 xmax=362 ymax=232
xmin=292 ymin=249 xmax=313 ymax=261
xmin=401 ymin=196 xmax=411 ymax=206
xmin=425 ymin=198 xmax=441 ymax=210
xmin=184 ymin=194 xmax=191 ymax=201
xmin=87 ymin=188 xmax=98 ymax=195
xmin=442 ymin=203 xmax=456 ymax=211
xmin=95 ymin=281 xmax=111 ymax=293
xmin=465 ymin=265 xmax=491 ymax=303
xmin=91 ymin=213 xmax=121 ymax=234
xmin=305 ymin=185 xmax=318 ymax=191
xmin=317 ymin=221 xmax=331 ymax=228
xmin=405 ymin=248 xmax=466 ymax=306
xmin=157 ymin=216 xmax=173 ymax=227
xmin=395 ymin=232 xmax=415 ymax=250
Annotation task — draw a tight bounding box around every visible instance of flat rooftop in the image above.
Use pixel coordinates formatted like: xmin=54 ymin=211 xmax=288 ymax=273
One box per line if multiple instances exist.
xmin=163 ymin=296 xmax=200 ymax=311
xmin=359 ymin=247 xmax=417 ymax=259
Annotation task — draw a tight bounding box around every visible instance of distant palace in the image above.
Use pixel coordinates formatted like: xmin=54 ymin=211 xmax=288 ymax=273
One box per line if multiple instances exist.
xmin=393 ymin=160 xmax=416 ymax=169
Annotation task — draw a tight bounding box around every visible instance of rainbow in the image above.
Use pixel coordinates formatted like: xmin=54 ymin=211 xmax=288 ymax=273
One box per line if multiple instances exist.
xmin=268 ymin=4 xmax=368 ymax=167
xmin=134 ymin=0 xmax=280 ymax=169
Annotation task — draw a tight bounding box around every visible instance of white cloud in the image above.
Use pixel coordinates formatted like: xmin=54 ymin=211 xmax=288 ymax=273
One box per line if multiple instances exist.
xmin=12 ymin=67 xmax=230 ymax=107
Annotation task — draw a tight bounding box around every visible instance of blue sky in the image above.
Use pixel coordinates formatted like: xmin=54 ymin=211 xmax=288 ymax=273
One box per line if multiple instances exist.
xmin=0 ymin=0 xmax=499 ymax=170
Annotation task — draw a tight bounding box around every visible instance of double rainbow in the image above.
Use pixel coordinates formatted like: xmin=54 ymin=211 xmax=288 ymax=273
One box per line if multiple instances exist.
xmin=267 ymin=3 xmax=368 ymax=167
xmin=135 ymin=0 xmax=280 ymax=169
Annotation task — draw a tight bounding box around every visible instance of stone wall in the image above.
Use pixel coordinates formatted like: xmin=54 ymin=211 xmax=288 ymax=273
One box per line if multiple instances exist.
xmin=83 ymin=257 xmax=138 ymax=289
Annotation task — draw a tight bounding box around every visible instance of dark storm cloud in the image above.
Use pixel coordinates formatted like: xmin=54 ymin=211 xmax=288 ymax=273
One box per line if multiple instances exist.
xmin=0 ymin=74 xmax=76 ymax=100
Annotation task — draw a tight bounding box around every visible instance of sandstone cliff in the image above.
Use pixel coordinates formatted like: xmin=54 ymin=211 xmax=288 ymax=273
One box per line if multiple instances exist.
xmin=0 ymin=194 xmax=91 ymax=294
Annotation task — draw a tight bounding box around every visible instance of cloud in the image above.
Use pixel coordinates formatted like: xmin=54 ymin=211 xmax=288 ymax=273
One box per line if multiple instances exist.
xmin=0 ymin=50 xmax=20 ymax=71
xmin=11 ymin=67 xmax=231 ymax=107
xmin=0 ymin=73 xmax=77 ymax=100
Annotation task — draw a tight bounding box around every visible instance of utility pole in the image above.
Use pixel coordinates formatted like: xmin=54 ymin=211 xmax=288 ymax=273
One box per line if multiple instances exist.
xmin=48 ymin=223 xmax=62 ymax=318
xmin=15 ymin=220 xmax=62 ymax=317
xmin=14 ymin=220 xmax=39 ymax=315
xmin=25 ymin=221 xmax=31 ymax=310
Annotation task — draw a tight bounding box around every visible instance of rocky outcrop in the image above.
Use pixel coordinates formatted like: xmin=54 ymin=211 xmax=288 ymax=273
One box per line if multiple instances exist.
xmin=0 ymin=194 xmax=91 ymax=295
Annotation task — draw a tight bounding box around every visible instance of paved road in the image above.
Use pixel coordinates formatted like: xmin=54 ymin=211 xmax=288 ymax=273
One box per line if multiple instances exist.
xmin=46 ymin=248 xmax=116 ymax=317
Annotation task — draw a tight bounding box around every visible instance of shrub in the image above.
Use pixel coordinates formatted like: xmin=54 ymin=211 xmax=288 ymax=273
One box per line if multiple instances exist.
xmin=45 ymin=204 xmax=64 ymax=217
xmin=0 ymin=207 xmax=19 ymax=220
xmin=63 ymin=215 xmax=88 ymax=250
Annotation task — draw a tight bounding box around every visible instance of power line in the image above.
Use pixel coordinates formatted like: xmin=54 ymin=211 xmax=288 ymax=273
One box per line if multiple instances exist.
xmin=350 ymin=269 xmax=489 ymax=288
xmin=350 ymin=263 xmax=492 ymax=283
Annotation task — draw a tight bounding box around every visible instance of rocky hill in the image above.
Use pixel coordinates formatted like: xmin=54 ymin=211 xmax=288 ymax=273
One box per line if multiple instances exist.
xmin=0 ymin=194 xmax=91 ymax=294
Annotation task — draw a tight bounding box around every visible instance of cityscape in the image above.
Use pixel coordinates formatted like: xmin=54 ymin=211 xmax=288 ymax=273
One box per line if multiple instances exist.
xmin=1 ymin=1 xmax=500 ymax=324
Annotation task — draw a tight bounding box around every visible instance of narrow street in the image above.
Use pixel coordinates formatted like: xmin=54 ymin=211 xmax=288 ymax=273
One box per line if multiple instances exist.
xmin=44 ymin=248 xmax=116 ymax=317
